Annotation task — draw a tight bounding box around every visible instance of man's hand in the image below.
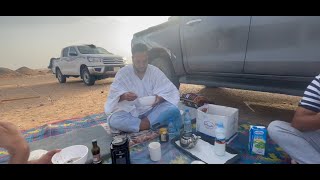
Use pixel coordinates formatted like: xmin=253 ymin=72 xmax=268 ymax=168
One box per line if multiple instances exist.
xmin=28 ymin=149 xmax=61 ymax=164
xmin=0 ymin=121 xmax=29 ymax=155
xmin=0 ymin=121 xmax=30 ymax=164
xmin=152 ymin=95 xmax=164 ymax=107
xmin=119 ymin=92 xmax=138 ymax=102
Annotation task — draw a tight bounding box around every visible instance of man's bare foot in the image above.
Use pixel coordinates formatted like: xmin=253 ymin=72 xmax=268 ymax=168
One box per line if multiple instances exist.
xmin=139 ymin=117 xmax=150 ymax=131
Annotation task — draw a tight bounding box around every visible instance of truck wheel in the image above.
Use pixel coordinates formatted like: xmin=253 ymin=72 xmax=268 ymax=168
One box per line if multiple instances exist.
xmin=56 ymin=68 xmax=66 ymax=83
xmin=150 ymin=58 xmax=180 ymax=89
xmin=81 ymin=68 xmax=95 ymax=86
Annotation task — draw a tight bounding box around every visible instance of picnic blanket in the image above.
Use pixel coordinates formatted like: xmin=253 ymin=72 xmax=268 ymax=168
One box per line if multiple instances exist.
xmin=103 ymin=122 xmax=291 ymax=164
xmin=0 ymin=112 xmax=291 ymax=164
xmin=0 ymin=113 xmax=158 ymax=164
xmin=27 ymin=125 xmax=114 ymax=164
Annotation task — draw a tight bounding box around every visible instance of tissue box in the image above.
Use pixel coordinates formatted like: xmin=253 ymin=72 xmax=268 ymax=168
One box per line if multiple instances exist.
xmin=196 ymin=104 xmax=238 ymax=143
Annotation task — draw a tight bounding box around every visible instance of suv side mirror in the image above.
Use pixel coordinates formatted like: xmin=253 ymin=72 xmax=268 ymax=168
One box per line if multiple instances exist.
xmin=69 ymin=52 xmax=78 ymax=56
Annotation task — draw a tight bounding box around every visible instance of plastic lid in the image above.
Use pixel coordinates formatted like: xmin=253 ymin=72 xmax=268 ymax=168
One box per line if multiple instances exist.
xmin=159 ymin=127 xmax=167 ymax=133
xmin=92 ymin=139 xmax=97 ymax=143
xmin=112 ymin=137 xmax=126 ymax=145
xmin=216 ymin=122 xmax=224 ymax=128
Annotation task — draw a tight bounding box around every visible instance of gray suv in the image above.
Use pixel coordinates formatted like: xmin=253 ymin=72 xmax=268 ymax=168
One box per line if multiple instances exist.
xmin=132 ymin=16 xmax=320 ymax=96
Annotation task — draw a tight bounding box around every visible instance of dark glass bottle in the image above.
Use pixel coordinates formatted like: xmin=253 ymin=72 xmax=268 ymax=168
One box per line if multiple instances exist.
xmin=159 ymin=128 xmax=169 ymax=143
xmin=91 ymin=139 xmax=102 ymax=164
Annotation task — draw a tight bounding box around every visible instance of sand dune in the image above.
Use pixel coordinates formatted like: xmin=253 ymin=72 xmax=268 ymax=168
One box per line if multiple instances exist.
xmin=16 ymin=67 xmax=38 ymax=75
xmin=16 ymin=66 xmax=47 ymax=75
xmin=0 ymin=67 xmax=23 ymax=78
xmin=0 ymin=67 xmax=50 ymax=79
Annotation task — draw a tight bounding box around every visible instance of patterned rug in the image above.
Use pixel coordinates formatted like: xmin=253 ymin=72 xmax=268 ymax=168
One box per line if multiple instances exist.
xmin=103 ymin=122 xmax=291 ymax=164
xmin=0 ymin=113 xmax=291 ymax=164
xmin=0 ymin=113 xmax=158 ymax=163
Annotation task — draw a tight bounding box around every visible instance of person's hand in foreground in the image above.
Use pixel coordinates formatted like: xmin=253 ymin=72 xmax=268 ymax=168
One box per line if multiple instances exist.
xmin=0 ymin=121 xmax=30 ymax=164
xmin=0 ymin=121 xmax=61 ymax=164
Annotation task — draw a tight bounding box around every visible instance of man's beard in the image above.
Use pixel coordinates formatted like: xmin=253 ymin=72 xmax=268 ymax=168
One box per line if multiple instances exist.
xmin=133 ymin=65 xmax=147 ymax=73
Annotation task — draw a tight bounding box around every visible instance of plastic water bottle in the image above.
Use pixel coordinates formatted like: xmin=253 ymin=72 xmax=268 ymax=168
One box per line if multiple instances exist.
xmin=214 ymin=121 xmax=226 ymax=156
xmin=168 ymin=117 xmax=176 ymax=135
xmin=176 ymin=110 xmax=184 ymax=132
xmin=183 ymin=109 xmax=192 ymax=135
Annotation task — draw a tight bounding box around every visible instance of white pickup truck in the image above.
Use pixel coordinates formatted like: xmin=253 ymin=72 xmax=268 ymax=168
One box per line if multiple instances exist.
xmin=48 ymin=44 xmax=126 ymax=86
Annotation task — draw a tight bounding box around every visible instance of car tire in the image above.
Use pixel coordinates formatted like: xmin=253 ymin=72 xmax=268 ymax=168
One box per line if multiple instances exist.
xmin=150 ymin=58 xmax=180 ymax=89
xmin=56 ymin=68 xmax=66 ymax=83
xmin=81 ymin=67 xmax=95 ymax=86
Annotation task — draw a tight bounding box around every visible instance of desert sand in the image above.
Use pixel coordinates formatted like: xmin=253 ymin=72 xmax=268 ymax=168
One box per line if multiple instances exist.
xmin=0 ymin=67 xmax=301 ymax=131
xmin=0 ymin=69 xmax=111 ymax=130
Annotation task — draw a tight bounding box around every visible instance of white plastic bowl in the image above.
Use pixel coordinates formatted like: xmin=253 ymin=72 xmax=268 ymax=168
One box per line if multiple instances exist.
xmin=138 ymin=96 xmax=156 ymax=106
xmin=51 ymin=145 xmax=89 ymax=164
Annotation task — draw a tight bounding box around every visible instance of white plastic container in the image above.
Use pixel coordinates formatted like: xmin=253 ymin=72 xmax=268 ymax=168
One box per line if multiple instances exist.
xmin=196 ymin=104 xmax=238 ymax=143
xmin=148 ymin=142 xmax=161 ymax=161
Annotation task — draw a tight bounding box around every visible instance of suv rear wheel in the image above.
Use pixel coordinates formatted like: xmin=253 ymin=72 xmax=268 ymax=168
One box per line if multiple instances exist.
xmin=56 ymin=68 xmax=66 ymax=83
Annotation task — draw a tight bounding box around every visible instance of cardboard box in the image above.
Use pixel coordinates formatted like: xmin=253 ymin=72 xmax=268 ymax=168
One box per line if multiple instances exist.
xmin=196 ymin=104 xmax=238 ymax=143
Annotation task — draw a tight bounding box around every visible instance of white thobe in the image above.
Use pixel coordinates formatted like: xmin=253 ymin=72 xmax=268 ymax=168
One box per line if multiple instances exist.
xmin=104 ymin=64 xmax=180 ymax=118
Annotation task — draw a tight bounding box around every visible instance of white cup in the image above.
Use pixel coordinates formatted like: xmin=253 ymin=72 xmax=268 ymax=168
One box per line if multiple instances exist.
xmin=148 ymin=142 xmax=161 ymax=161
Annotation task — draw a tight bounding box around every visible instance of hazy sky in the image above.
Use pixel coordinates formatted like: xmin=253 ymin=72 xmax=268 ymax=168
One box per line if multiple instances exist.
xmin=0 ymin=16 xmax=169 ymax=70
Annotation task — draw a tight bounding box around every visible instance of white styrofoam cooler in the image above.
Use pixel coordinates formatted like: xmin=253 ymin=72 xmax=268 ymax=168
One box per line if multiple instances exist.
xmin=196 ymin=104 xmax=238 ymax=142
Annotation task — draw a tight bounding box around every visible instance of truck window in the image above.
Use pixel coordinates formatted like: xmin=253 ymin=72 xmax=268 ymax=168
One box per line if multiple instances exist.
xmin=62 ymin=48 xmax=69 ymax=57
xmin=77 ymin=45 xmax=111 ymax=54
xmin=97 ymin=47 xmax=112 ymax=54
xmin=69 ymin=47 xmax=78 ymax=56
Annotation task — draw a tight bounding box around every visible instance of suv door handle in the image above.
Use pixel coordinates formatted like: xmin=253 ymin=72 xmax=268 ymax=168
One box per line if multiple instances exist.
xmin=186 ymin=19 xmax=202 ymax=26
